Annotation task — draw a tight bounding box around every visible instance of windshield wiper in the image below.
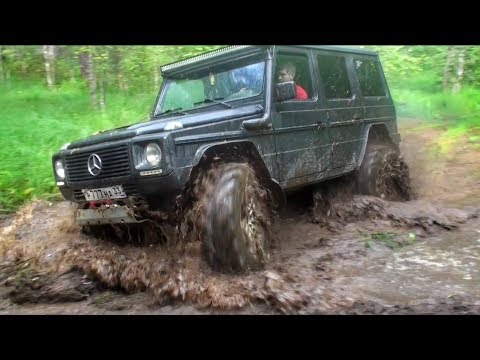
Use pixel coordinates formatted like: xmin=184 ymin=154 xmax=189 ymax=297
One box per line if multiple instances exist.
xmin=194 ymin=97 xmax=232 ymax=109
xmin=158 ymin=108 xmax=188 ymax=116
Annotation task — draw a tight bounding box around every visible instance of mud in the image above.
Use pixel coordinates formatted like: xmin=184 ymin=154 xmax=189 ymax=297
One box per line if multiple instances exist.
xmin=375 ymin=149 xmax=413 ymax=201
xmin=1 ymin=119 xmax=480 ymax=314
xmin=358 ymin=144 xmax=413 ymax=201
xmin=191 ymin=162 xmax=274 ymax=273
xmin=313 ymin=187 xmax=475 ymax=232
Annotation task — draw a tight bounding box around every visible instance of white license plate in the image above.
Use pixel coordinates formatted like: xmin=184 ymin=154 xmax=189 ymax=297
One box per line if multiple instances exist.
xmin=82 ymin=185 xmax=127 ymax=201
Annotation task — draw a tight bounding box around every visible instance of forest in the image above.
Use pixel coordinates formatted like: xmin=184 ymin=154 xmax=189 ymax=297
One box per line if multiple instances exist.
xmin=0 ymin=45 xmax=478 ymax=213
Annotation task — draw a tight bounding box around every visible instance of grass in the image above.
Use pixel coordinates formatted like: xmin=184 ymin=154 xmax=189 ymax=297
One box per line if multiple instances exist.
xmin=90 ymin=291 xmax=115 ymax=306
xmin=363 ymin=231 xmax=417 ymax=250
xmin=0 ymin=79 xmax=156 ymax=213
xmin=391 ymin=84 xmax=480 ymax=154
xmin=1 ymin=75 xmax=480 ymax=214
xmin=363 ymin=232 xmax=399 ymax=249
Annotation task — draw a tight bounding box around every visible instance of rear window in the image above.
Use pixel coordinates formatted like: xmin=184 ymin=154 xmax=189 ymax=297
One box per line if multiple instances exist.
xmin=354 ymin=58 xmax=386 ymax=97
xmin=317 ymin=54 xmax=352 ymax=99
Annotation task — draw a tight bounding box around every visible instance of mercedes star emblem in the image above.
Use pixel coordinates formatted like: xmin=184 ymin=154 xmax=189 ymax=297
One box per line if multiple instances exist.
xmin=87 ymin=154 xmax=102 ymax=176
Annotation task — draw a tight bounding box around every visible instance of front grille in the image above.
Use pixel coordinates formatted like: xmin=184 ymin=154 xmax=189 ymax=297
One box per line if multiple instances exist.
xmin=65 ymin=145 xmax=131 ymax=183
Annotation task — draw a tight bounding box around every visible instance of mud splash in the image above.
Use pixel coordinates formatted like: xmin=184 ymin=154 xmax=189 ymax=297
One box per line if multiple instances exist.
xmin=1 ymin=120 xmax=480 ymax=314
xmin=375 ymin=149 xmax=413 ymax=201
xmin=0 ymin=191 xmax=478 ymax=314
xmin=0 ymin=200 xmax=301 ymax=313
xmin=176 ymin=162 xmax=278 ymax=275
xmin=312 ymin=175 xmax=475 ymax=232
xmin=357 ymin=144 xmax=413 ymax=201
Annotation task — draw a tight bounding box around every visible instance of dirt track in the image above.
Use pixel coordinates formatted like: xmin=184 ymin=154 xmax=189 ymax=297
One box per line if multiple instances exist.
xmin=1 ymin=119 xmax=479 ymax=314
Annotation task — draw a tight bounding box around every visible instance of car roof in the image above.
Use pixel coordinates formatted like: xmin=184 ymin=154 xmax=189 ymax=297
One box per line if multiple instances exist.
xmin=293 ymin=45 xmax=377 ymax=56
xmin=160 ymin=45 xmax=377 ymax=75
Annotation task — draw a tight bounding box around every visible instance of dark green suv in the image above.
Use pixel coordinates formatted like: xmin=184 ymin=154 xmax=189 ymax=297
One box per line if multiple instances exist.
xmin=52 ymin=45 xmax=410 ymax=272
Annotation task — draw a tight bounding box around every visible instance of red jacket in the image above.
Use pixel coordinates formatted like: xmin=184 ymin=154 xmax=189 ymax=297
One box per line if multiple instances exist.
xmin=295 ymin=84 xmax=308 ymax=100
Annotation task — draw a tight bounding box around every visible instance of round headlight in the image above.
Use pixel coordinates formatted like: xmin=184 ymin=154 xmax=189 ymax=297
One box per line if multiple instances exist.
xmin=55 ymin=159 xmax=65 ymax=179
xmin=145 ymin=143 xmax=161 ymax=167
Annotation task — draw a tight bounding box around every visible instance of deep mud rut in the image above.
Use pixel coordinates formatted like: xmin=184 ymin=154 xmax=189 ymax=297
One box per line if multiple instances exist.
xmin=1 ymin=119 xmax=479 ymax=314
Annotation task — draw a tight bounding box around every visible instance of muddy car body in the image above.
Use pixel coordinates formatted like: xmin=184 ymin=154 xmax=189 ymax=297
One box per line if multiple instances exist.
xmin=52 ymin=45 xmax=408 ymax=272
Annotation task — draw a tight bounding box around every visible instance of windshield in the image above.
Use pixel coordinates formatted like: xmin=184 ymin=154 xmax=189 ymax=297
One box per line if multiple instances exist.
xmin=155 ymin=60 xmax=266 ymax=116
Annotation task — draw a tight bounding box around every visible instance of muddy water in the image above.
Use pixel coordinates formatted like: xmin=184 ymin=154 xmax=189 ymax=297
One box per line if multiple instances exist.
xmin=1 ymin=194 xmax=479 ymax=314
xmin=333 ymin=217 xmax=480 ymax=306
xmin=1 ymin=119 xmax=480 ymax=314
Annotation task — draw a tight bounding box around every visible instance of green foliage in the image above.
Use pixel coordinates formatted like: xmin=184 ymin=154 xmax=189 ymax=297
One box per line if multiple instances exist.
xmin=0 ymin=46 xmax=221 ymax=212
xmin=366 ymin=46 xmax=447 ymax=90
xmin=392 ymin=85 xmax=480 ymax=153
xmin=1 ymin=46 xmax=45 ymax=80
xmin=1 ymin=45 xmax=479 ymax=212
xmin=1 ymin=45 xmax=224 ymax=92
xmin=0 ymin=78 xmax=154 ymax=213
xmin=362 ymin=231 xmax=416 ymax=250
xmin=365 ymin=46 xmax=480 ymax=155
xmin=365 ymin=232 xmax=399 ymax=249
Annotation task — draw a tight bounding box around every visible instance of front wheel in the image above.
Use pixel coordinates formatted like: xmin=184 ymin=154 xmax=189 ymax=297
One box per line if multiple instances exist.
xmin=357 ymin=144 xmax=412 ymax=201
xmin=198 ymin=163 xmax=272 ymax=273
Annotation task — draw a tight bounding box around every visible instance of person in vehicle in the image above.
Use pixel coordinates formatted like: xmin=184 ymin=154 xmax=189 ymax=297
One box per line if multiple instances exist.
xmin=278 ymin=62 xmax=308 ymax=100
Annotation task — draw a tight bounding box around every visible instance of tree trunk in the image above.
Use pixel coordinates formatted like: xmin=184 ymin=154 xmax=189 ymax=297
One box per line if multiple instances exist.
xmin=0 ymin=46 xmax=11 ymax=86
xmin=43 ymin=45 xmax=56 ymax=89
xmin=79 ymin=52 xmax=89 ymax=79
xmin=452 ymin=46 xmax=466 ymax=94
xmin=98 ymin=78 xmax=106 ymax=112
xmin=118 ymin=71 xmax=128 ymax=92
xmin=87 ymin=53 xmax=97 ymax=108
xmin=110 ymin=47 xmax=123 ymax=91
xmin=0 ymin=46 xmax=5 ymax=81
xmin=69 ymin=67 xmax=76 ymax=82
xmin=118 ymin=73 xmax=123 ymax=91
xmin=93 ymin=48 xmax=106 ymax=112
xmin=79 ymin=50 xmax=98 ymax=108
xmin=443 ymin=46 xmax=455 ymax=91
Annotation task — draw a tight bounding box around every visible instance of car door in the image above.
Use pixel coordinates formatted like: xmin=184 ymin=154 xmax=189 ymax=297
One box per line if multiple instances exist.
xmin=271 ymin=47 xmax=330 ymax=186
xmin=352 ymin=55 xmax=396 ymax=137
xmin=316 ymin=51 xmax=365 ymax=171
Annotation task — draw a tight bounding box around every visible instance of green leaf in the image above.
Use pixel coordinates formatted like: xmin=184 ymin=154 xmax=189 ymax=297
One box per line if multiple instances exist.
xmin=23 ymin=188 xmax=35 ymax=195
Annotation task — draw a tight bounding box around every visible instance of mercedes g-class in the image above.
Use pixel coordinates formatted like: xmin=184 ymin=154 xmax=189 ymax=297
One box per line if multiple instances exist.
xmin=52 ymin=45 xmax=410 ymax=273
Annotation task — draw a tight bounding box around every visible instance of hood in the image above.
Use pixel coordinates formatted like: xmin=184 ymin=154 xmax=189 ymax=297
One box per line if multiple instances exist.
xmin=67 ymin=104 xmax=263 ymax=149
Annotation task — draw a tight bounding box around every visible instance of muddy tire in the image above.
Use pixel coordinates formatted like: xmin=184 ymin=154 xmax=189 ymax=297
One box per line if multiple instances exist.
xmin=199 ymin=163 xmax=271 ymax=273
xmin=357 ymin=144 xmax=412 ymax=201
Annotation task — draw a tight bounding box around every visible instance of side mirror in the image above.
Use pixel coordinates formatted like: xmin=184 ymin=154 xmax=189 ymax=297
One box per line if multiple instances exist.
xmin=274 ymin=81 xmax=297 ymax=102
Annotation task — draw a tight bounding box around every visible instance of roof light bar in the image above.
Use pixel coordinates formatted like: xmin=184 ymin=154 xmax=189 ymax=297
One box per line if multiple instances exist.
xmin=161 ymin=45 xmax=252 ymax=73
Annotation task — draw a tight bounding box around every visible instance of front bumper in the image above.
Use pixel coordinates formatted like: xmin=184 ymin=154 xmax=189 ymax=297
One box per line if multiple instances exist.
xmin=59 ymin=170 xmax=184 ymax=204
xmin=75 ymin=205 xmax=146 ymax=225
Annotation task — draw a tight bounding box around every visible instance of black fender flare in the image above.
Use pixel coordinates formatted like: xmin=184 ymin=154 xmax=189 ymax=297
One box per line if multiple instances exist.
xmin=189 ymin=140 xmax=286 ymax=209
xmin=357 ymin=123 xmax=398 ymax=169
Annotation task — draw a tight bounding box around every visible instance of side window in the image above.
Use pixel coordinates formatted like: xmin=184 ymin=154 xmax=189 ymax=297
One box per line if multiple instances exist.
xmin=354 ymin=58 xmax=386 ymax=97
xmin=317 ymin=54 xmax=352 ymax=99
xmin=276 ymin=52 xmax=313 ymax=100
